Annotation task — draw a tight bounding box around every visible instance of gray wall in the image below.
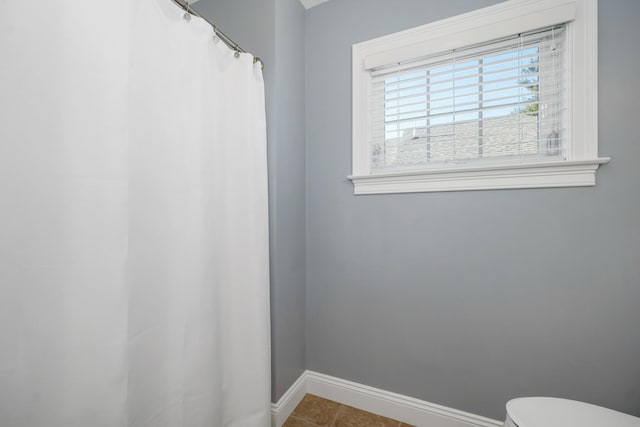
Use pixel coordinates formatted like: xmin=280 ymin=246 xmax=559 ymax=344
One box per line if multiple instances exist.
xmin=272 ymin=0 xmax=307 ymax=402
xmin=306 ymin=0 xmax=640 ymax=420
xmin=196 ymin=0 xmax=640 ymax=417
xmin=195 ymin=0 xmax=307 ymax=403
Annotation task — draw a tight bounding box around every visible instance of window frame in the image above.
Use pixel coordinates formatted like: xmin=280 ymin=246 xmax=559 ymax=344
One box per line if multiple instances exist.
xmin=350 ymin=0 xmax=607 ymax=195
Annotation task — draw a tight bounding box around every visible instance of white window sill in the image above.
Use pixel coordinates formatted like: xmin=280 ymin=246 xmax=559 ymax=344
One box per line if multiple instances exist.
xmin=348 ymin=158 xmax=610 ymax=195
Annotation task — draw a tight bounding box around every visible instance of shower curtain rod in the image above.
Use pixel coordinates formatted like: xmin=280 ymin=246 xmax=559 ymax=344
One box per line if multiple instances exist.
xmin=172 ymin=0 xmax=264 ymax=69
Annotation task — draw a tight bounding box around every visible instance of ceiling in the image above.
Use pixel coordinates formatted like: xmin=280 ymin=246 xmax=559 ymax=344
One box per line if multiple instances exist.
xmin=299 ymin=0 xmax=331 ymax=9
xmin=189 ymin=0 xmax=328 ymax=9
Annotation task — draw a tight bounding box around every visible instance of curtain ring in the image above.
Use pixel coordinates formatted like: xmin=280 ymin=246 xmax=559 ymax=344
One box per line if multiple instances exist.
xmin=183 ymin=2 xmax=192 ymax=22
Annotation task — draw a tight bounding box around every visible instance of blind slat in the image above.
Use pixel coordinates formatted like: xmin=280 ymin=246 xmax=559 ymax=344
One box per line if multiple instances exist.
xmin=371 ymin=81 xmax=550 ymax=106
xmin=373 ymin=66 xmax=563 ymax=99
xmin=378 ymin=103 xmax=564 ymax=127
xmin=371 ymin=47 xmax=564 ymax=83
xmin=381 ymin=93 xmax=543 ymax=116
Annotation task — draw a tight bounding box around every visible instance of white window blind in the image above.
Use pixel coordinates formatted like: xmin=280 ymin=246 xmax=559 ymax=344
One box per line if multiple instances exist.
xmin=369 ymin=24 xmax=567 ymax=172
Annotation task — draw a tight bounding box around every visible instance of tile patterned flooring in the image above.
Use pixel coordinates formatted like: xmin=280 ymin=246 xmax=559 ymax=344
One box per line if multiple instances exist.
xmin=284 ymin=394 xmax=415 ymax=427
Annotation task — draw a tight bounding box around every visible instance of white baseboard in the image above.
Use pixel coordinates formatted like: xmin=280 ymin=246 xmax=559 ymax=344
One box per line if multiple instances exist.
xmin=271 ymin=370 xmax=503 ymax=427
xmin=270 ymin=372 xmax=308 ymax=427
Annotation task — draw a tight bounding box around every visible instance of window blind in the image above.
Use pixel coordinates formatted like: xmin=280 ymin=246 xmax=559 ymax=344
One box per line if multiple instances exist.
xmin=369 ymin=24 xmax=567 ymax=171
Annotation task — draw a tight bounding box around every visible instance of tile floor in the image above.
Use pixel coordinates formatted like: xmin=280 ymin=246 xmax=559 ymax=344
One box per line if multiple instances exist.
xmin=284 ymin=394 xmax=415 ymax=427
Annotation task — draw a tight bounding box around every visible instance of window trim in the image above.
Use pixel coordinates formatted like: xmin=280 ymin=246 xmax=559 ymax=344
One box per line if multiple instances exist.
xmin=350 ymin=0 xmax=607 ymax=195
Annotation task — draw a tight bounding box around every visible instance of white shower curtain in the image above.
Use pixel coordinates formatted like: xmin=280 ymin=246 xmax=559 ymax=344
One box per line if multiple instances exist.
xmin=0 ymin=1 xmax=271 ymax=426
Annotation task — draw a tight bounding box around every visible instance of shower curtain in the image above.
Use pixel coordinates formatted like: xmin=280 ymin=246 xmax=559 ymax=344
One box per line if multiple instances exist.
xmin=0 ymin=1 xmax=271 ymax=426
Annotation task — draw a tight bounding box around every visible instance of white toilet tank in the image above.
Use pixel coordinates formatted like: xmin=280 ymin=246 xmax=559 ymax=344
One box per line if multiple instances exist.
xmin=504 ymin=397 xmax=640 ymax=427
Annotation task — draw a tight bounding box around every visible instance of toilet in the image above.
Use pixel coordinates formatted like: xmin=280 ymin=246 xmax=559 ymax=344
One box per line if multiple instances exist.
xmin=504 ymin=397 xmax=640 ymax=427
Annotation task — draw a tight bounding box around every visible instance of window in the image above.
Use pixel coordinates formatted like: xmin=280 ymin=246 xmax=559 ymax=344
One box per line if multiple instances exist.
xmin=350 ymin=0 xmax=607 ymax=194
xmin=372 ymin=25 xmax=565 ymax=169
